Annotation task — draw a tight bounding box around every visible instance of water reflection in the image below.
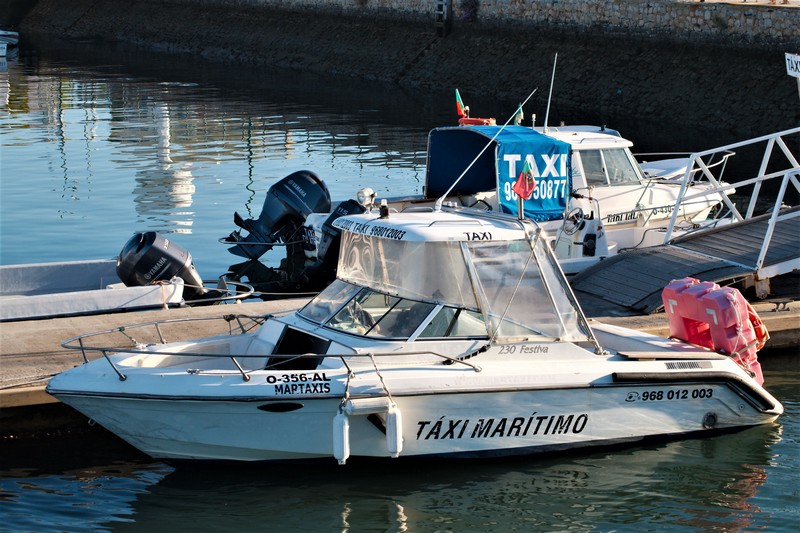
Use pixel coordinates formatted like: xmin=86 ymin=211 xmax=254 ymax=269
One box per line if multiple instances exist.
xmin=0 ymin=407 xmax=791 ymax=533
xmin=0 ymin=461 xmax=171 ymax=532
xmin=0 ymin=40 xmax=431 ymax=274
xmin=103 ymin=425 xmax=782 ymax=532
xmin=131 ymin=102 xmax=195 ymax=233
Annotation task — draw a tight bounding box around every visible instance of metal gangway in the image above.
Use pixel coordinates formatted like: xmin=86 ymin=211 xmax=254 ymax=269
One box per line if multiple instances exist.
xmin=572 ymin=126 xmax=800 ymax=315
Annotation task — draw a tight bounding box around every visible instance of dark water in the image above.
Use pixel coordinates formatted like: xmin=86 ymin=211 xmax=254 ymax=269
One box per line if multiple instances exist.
xmin=1 ymin=38 xmax=799 ymax=532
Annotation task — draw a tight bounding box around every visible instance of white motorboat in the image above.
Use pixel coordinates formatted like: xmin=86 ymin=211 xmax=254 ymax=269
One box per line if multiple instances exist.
xmin=0 ymin=259 xmax=186 ymax=321
xmin=47 ymin=205 xmax=780 ymax=463
xmin=0 ymin=29 xmax=18 ymax=58
xmin=0 ymin=232 xmax=252 ymax=321
xmin=224 ymin=124 xmax=733 ymax=297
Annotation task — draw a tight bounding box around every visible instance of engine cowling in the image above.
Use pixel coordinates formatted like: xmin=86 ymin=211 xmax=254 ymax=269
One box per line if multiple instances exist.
xmin=116 ymin=231 xmax=206 ymax=301
xmin=226 ymin=170 xmax=332 ymax=260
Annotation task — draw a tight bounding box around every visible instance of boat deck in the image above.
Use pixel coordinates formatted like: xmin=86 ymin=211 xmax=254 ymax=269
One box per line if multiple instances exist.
xmin=1 ymin=290 xmax=797 ymax=419
xmin=572 ymin=206 xmax=800 ymax=316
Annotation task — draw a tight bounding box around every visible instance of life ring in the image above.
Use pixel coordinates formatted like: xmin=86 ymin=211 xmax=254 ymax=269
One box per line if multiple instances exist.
xmin=459 ymin=117 xmax=497 ymax=126
xmin=745 ymin=301 xmax=769 ymax=351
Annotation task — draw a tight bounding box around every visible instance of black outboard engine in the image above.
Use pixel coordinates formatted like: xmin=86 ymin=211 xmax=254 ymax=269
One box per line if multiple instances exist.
xmin=226 ymin=170 xmax=332 ymax=260
xmin=299 ymin=199 xmax=367 ymax=289
xmin=117 ymin=231 xmax=207 ymax=301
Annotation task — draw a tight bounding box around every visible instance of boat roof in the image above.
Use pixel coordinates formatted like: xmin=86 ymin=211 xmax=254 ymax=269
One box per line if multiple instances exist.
xmin=531 ymin=125 xmax=633 ymax=149
xmin=331 ymin=208 xmax=535 ymax=243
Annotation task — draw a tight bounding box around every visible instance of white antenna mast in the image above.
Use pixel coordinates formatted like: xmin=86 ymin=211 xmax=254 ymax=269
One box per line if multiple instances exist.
xmin=543 ymin=52 xmax=558 ymax=134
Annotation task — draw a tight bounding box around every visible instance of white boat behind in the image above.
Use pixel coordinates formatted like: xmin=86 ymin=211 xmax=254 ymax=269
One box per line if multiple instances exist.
xmin=0 ymin=260 xmax=185 ymax=321
xmin=0 ymin=29 xmax=18 ymax=58
xmin=48 ymin=206 xmax=781 ymax=463
xmin=0 ymin=232 xmax=253 ymax=321
xmin=223 ymin=123 xmax=734 ymax=299
xmin=0 ymin=29 xmax=19 ymax=46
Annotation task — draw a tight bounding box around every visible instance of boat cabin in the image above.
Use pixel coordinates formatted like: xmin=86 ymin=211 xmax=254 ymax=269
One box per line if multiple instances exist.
xmin=425 ymin=125 xmax=647 ymax=223
xmin=294 ymin=208 xmax=591 ymax=345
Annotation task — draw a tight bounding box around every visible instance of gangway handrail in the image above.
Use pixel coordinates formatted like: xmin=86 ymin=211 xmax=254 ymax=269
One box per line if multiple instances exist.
xmin=660 ymin=127 xmax=800 ymax=286
xmin=755 ymin=171 xmax=800 ymax=273
xmin=664 ymin=127 xmax=800 ymax=246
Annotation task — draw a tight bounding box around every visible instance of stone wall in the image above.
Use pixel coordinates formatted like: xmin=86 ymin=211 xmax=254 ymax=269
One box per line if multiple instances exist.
xmin=177 ymin=0 xmax=799 ymax=48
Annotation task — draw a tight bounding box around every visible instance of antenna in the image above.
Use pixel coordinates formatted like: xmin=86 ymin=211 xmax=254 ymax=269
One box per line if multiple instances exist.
xmin=543 ymin=52 xmax=558 ymax=134
xmin=434 ymin=87 xmax=538 ymax=212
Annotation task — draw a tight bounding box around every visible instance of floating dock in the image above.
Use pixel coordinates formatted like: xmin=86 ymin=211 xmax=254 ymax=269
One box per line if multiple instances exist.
xmin=1 ymin=293 xmax=797 ymax=415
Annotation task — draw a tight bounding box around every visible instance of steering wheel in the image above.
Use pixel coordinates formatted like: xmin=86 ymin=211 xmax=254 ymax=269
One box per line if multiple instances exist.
xmin=562 ymin=207 xmax=586 ymax=235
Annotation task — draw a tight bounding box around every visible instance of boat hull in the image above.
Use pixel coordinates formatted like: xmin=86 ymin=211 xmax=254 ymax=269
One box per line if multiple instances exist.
xmin=53 ymin=378 xmax=780 ymax=462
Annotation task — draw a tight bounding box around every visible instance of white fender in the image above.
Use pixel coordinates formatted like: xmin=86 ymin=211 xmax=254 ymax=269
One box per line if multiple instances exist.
xmin=386 ymin=405 xmax=403 ymax=458
xmin=333 ymin=411 xmax=350 ymax=465
xmin=343 ymin=396 xmax=394 ymax=415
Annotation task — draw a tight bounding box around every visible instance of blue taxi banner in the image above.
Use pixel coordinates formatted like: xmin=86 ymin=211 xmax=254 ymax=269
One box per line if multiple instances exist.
xmin=426 ymin=125 xmax=572 ymax=221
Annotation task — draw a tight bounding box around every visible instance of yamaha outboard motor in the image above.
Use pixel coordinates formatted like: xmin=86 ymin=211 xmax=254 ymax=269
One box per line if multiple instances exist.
xmin=226 ymin=170 xmax=332 ymax=260
xmin=117 ymin=231 xmax=207 ymax=301
xmin=299 ymin=199 xmax=367 ymax=289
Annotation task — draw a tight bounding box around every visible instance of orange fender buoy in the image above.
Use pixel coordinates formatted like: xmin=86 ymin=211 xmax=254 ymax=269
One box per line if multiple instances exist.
xmin=458 ymin=117 xmax=497 ymax=126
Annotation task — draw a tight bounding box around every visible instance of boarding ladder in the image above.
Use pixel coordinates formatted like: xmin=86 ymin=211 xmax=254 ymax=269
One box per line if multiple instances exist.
xmin=662 ymin=126 xmax=800 ymax=295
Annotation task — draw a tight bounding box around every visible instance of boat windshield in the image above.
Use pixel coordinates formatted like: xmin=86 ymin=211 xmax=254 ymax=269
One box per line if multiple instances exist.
xmin=581 ymin=148 xmax=641 ymax=186
xmin=298 ymin=279 xmax=489 ymax=339
xmin=299 ymin=227 xmax=588 ymax=342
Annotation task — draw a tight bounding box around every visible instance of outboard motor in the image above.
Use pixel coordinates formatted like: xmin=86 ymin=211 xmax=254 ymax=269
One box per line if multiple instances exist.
xmin=117 ymin=231 xmax=207 ymax=301
xmin=299 ymin=199 xmax=367 ymax=288
xmin=226 ymin=170 xmax=332 ymax=260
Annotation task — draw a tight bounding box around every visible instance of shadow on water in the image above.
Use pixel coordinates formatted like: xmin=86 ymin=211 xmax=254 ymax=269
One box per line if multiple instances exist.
xmin=2 ymin=425 xmax=785 ymax=532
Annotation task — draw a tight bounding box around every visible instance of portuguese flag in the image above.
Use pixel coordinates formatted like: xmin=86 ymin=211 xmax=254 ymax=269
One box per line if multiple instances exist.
xmin=512 ymin=158 xmax=537 ymax=201
xmin=455 ymin=89 xmax=466 ymax=118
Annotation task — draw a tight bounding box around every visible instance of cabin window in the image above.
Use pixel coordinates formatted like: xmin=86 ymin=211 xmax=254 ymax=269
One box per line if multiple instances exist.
xmin=604 ymin=149 xmax=640 ymax=184
xmin=428 ymin=308 xmax=487 ymax=338
xmin=419 ymin=306 xmax=458 ymax=337
xmin=581 ymin=150 xmax=607 ymax=186
xmin=465 ymin=239 xmax=583 ymax=340
xmin=298 ymin=279 xmax=360 ymax=324
xmin=580 ymin=149 xmax=640 ymax=187
xmin=368 ymin=299 xmax=435 ymax=338
xmin=337 ymin=233 xmax=478 ymax=309
xmin=299 ymin=279 xmax=489 ymax=340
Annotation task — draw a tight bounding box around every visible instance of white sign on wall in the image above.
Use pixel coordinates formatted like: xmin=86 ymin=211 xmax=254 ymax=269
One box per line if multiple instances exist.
xmin=786 ymin=52 xmax=800 ymax=78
